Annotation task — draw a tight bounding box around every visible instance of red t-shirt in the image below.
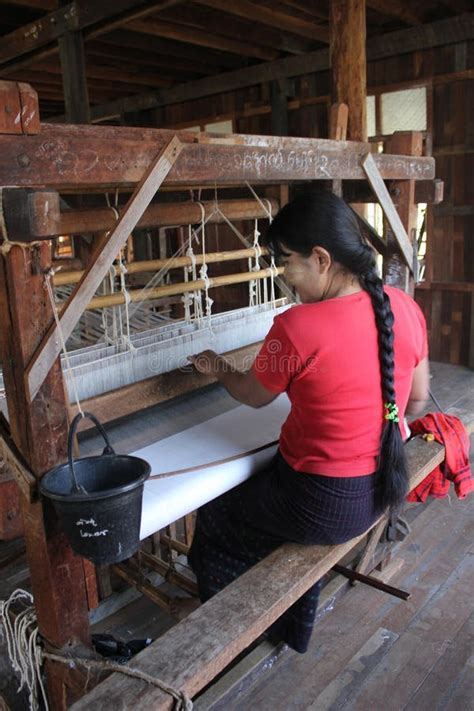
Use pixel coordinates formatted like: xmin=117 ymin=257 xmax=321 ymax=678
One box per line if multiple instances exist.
xmin=252 ymin=286 xmax=428 ymax=477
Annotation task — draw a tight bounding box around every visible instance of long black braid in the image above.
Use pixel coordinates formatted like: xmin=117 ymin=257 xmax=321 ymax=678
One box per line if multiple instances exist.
xmin=264 ymin=189 xmax=409 ymax=510
xmin=360 ymin=260 xmax=408 ymax=508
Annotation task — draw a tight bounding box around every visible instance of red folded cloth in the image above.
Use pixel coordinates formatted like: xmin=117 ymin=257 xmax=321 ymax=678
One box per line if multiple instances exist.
xmin=407 ymin=413 xmax=473 ymax=502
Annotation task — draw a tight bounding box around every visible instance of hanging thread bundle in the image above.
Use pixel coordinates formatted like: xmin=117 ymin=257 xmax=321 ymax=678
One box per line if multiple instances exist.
xmin=0 ymin=588 xmax=193 ymax=711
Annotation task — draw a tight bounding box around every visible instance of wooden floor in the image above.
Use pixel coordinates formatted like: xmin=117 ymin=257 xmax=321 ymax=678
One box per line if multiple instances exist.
xmin=204 ymin=489 xmax=473 ymax=711
xmin=0 ymin=361 xmax=473 ymax=710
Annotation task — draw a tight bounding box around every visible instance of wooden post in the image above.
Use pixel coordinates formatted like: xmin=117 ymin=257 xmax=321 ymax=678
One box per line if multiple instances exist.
xmin=0 ymin=244 xmax=91 ymax=706
xmin=330 ymin=0 xmax=367 ymax=142
xmin=383 ymin=131 xmax=423 ymax=294
xmin=0 ymin=82 xmax=90 ymax=710
xmin=329 ymin=102 xmax=349 ymax=197
xmin=271 ymin=79 xmax=290 ymax=136
xmin=58 ymin=30 xmax=90 ymax=124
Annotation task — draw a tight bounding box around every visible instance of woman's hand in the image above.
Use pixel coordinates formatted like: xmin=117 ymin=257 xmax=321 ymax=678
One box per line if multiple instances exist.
xmin=188 ymin=350 xmax=222 ymax=376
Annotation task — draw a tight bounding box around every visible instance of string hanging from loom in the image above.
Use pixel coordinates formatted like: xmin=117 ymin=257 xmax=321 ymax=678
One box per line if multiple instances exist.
xmin=44 ymin=269 xmax=85 ymax=417
xmin=198 ymin=199 xmax=214 ymax=333
xmin=248 ymin=218 xmax=262 ymax=308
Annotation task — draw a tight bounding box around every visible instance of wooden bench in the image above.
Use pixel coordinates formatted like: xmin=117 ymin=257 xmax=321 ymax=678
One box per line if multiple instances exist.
xmin=71 ymin=409 xmax=473 ymax=710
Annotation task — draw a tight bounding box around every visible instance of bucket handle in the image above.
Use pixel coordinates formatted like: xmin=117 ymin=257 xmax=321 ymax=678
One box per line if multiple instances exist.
xmin=68 ymin=412 xmax=116 ymax=494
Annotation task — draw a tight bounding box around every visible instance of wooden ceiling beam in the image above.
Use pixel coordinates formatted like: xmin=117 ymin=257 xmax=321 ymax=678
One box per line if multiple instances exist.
xmin=0 ymin=1 xmax=146 ymax=65
xmin=79 ymin=12 xmax=474 ymax=123
xmin=101 ymin=30 xmax=245 ymax=69
xmin=366 ymin=1 xmax=426 ymax=25
xmin=0 ymin=0 xmax=186 ymax=71
xmin=439 ymin=0 xmax=473 ymax=11
xmin=85 ymin=41 xmax=215 ymax=76
xmin=0 ymin=0 xmax=56 ymax=9
xmin=274 ymin=0 xmax=328 ymax=22
xmin=160 ymin=4 xmax=312 ymax=55
xmin=126 ymin=18 xmax=279 ymax=60
xmin=36 ymin=59 xmax=173 ymax=88
xmin=196 ymin=0 xmax=329 ymax=43
xmin=85 ymin=51 xmax=203 ymax=82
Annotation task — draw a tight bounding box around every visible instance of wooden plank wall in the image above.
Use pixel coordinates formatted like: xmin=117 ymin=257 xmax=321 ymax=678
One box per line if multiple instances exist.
xmin=151 ymin=41 xmax=474 ymax=367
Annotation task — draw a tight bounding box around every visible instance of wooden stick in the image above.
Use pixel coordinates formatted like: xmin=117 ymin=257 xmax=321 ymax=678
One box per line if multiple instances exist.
xmin=139 ymin=551 xmax=198 ymax=597
xmin=149 ymin=440 xmax=279 ymax=481
xmin=58 ymin=198 xmax=279 ymax=238
xmin=53 ymin=248 xmax=270 ymax=286
xmin=26 ymin=136 xmax=183 ymax=402
xmin=362 ymin=152 xmax=414 ymax=270
xmin=71 ymin=267 xmax=284 ymax=311
xmin=333 ymin=564 xmax=410 ymax=600
xmin=112 ymin=562 xmax=173 ymax=614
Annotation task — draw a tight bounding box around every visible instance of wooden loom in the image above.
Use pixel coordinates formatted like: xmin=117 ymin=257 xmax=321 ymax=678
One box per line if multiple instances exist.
xmin=0 ymin=80 xmax=442 ymax=708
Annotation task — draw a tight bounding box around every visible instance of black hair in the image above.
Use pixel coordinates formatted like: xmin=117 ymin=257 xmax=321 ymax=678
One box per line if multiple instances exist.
xmin=265 ymin=189 xmax=408 ymax=511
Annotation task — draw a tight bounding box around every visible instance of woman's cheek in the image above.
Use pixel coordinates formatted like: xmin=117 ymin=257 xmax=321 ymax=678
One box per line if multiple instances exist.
xmin=284 ymin=263 xmax=306 ymax=286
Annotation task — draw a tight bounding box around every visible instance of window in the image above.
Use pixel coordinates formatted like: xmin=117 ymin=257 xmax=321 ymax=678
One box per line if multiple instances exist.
xmin=381 ymin=87 xmax=427 ymax=135
xmin=366 ymin=95 xmax=376 ymax=138
xmin=204 ymin=120 xmax=233 ymax=134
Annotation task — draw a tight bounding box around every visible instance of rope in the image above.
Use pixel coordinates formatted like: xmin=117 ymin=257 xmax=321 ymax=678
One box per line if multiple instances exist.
xmin=117 ymin=254 xmax=136 ymax=353
xmin=196 ymin=202 xmax=214 ymax=331
xmin=245 ymin=182 xmax=274 ymax=223
xmin=43 ymin=653 xmax=193 ymax=710
xmin=249 ymin=218 xmax=262 ymax=307
xmin=44 ymin=270 xmax=85 ymax=418
xmin=0 ymin=589 xmax=192 ymax=711
xmin=183 ymin=227 xmax=203 ymax=325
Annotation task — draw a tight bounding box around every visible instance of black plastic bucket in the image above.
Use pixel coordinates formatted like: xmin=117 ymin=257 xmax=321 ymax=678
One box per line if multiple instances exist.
xmin=40 ymin=412 xmax=150 ymax=565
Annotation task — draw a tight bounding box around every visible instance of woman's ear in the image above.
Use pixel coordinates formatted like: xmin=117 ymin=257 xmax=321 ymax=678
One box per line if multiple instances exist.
xmin=312 ymin=246 xmax=332 ymax=274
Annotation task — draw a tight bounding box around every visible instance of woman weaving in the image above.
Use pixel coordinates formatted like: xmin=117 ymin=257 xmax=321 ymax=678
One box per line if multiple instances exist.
xmin=186 ymin=190 xmax=429 ymax=653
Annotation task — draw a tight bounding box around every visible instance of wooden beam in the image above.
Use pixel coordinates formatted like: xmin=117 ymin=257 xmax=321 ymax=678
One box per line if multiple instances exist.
xmin=2 ymin=193 xmax=279 ymax=241
xmin=0 ymin=123 xmax=435 ymax=190
xmin=58 ymin=30 xmax=90 ymax=124
xmin=271 ymin=79 xmax=290 ymax=136
xmin=151 ymin=3 xmax=312 ymax=56
xmin=54 ymin=248 xmax=271 ymax=286
xmin=329 ymin=103 xmax=349 ymax=141
xmin=381 ymin=131 xmax=423 ymax=293
xmin=343 ymin=178 xmax=444 ymax=205
xmin=6 ymin=0 xmax=57 ymax=9
xmin=80 ymin=14 xmax=474 ymax=123
xmin=330 ymin=0 xmax=367 ymax=141
xmin=329 ymin=102 xmax=349 ymax=196
xmin=366 ymin=0 xmax=426 ymax=25
xmin=125 ymin=18 xmax=278 ymax=61
xmin=0 ymin=81 xmax=40 ymax=134
xmin=38 ymin=57 xmax=174 ymax=88
xmin=362 ymin=151 xmax=414 ymax=272
xmin=69 ymin=266 xmax=284 ymax=311
xmin=26 ymin=136 xmax=183 ymax=401
xmin=197 ymin=0 xmax=330 ymax=43
xmin=0 ymin=0 xmax=186 ymax=72
xmin=0 ymin=1 xmax=145 ymax=66
xmin=0 ymin=417 xmax=37 ymax=503
xmin=0 ymin=244 xmax=90 ymax=650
